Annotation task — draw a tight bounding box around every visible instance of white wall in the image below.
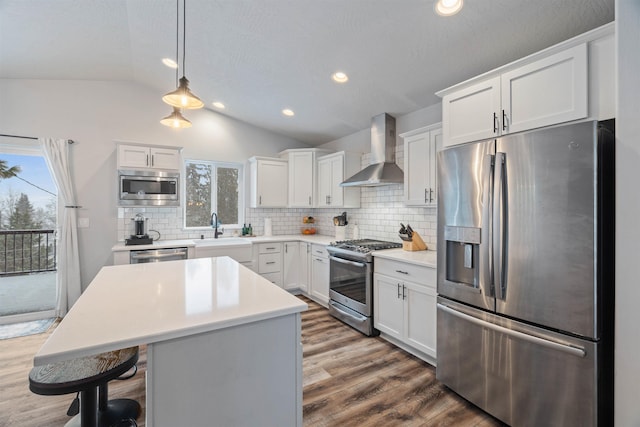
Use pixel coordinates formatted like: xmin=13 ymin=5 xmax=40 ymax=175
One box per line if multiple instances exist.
xmin=0 ymin=79 xmax=307 ymax=289
xmin=615 ymin=1 xmax=640 ymax=425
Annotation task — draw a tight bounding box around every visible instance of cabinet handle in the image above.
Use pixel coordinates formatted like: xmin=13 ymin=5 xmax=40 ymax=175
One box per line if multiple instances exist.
xmin=395 ymin=270 xmax=409 ymax=275
xmin=397 ymin=283 xmax=402 ymax=298
xmin=309 ymin=196 xmax=312 ymax=205
xmin=424 ymin=188 xmax=428 ymax=203
xmin=259 ymin=196 xmax=262 ymax=205
xmin=266 ymin=261 xmax=276 ymax=265
xmin=429 ymin=188 xmax=434 ymax=203
xmin=151 ymin=154 xmax=154 ymax=167
xmin=502 ymin=109 xmax=507 ymax=132
xmin=402 ymin=285 xmax=407 ymax=300
xmin=493 ymin=112 xmax=498 ymax=134
xmin=266 ymin=247 xmax=276 ymax=250
xmin=285 ymin=244 xmax=287 ymax=253
xmin=146 ymin=154 xmax=149 ymax=166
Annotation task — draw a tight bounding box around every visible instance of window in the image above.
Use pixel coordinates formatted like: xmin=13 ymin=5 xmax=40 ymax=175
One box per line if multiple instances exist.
xmin=184 ymin=160 xmax=243 ymax=228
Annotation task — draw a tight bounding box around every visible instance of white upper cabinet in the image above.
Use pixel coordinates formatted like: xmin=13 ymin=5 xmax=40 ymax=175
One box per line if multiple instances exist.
xmin=316 ymin=152 xmax=361 ymax=208
xmin=279 ymin=148 xmax=332 ymax=208
xmin=438 ymin=31 xmax=612 ymax=148
xmin=117 ymin=144 xmax=182 ymax=170
xmin=401 ymin=124 xmax=443 ymax=206
xmin=248 ymin=157 xmax=288 ymax=208
xmin=501 ymin=44 xmax=587 ymax=134
xmin=442 ymin=77 xmax=501 ymax=147
xmin=442 ymin=44 xmax=587 ymax=147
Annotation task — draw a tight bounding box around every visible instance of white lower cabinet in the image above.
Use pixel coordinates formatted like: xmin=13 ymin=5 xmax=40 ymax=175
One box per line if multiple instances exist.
xmin=373 ymin=258 xmax=437 ymax=362
xmin=298 ymin=242 xmax=311 ymax=293
xmin=310 ymin=244 xmax=329 ymax=306
xmin=283 ymin=241 xmax=299 ymax=291
xmin=257 ymin=242 xmax=283 ymax=287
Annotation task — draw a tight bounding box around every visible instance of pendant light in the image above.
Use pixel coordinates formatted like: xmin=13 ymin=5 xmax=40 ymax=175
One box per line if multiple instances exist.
xmin=161 ymin=107 xmax=192 ymax=128
xmin=161 ymin=0 xmax=194 ymax=128
xmin=162 ymin=0 xmax=203 ymax=109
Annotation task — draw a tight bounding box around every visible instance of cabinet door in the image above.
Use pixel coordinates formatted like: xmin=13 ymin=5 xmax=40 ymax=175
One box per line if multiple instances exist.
xmin=404 ymin=281 xmax=437 ymax=358
xmin=256 ymin=160 xmax=288 ymax=207
xmin=310 ymin=256 xmax=329 ymax=305
xmin=373 ymin=274 xmax=404 ymax=339
xmin=404 ymin=131 xmax=430 ymax=206
xmin=317 ymin=158 xmax=332 ymax=207
xmin=288 ymin=152 xmax=314 ymax=207
xmin=501 ymin=43 xmax=588 ymax=134
xmin=442 ymin=76 xmax=501 ymax=147
xmin=298 ymin=243 xmax=310 ymax=293
xmin=428 ymin=128 xmax=443 ymax=205
xmin=150 ymin=147 xmax=181 ymax=170
xmin=329 ymin=155 xmax=344 ymax=207
xmin=118 ymin=145 xmax=150 ymax=169
xmin=283 ymin=242 xmax=299 ymax=290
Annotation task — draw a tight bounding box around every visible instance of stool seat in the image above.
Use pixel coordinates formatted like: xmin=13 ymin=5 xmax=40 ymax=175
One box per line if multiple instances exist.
xmin=29 ymin=347 xmax=140 ymax=427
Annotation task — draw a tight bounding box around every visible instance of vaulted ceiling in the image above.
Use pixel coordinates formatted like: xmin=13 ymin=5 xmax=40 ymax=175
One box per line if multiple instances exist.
xmin=0 ymin=0 xmax=615 ymax=145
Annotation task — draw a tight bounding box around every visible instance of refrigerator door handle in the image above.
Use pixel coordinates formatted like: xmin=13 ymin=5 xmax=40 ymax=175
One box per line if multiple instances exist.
xmin=437 ymin=303 xmax=586 ymax=358
xmin=482 ymin=154 xmax=495 ymax=297
xmin=493 ymin=152 xmax=506 ymax=300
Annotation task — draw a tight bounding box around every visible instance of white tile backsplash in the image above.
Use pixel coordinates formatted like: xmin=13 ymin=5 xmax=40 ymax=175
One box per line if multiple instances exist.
xmin=116 ymin=146 xmax=437 ymax=250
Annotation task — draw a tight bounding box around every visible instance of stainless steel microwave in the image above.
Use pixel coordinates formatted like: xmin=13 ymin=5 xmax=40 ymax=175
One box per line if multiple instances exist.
xmin=118 ymin=169 xmax=180 ymax=206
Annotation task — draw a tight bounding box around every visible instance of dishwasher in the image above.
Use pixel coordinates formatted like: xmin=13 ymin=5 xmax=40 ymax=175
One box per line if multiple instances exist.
xmin=129 ymin=247 xmax=188 ymax=263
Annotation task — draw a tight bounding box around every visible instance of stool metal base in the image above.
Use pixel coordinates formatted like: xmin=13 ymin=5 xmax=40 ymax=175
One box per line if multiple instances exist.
xmin=64 ymin=398 xmax=140 ymax=427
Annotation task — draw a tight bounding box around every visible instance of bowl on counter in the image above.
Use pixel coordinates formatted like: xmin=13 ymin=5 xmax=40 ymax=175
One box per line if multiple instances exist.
xmin=301 ymin=227 xmax=317 ymax=235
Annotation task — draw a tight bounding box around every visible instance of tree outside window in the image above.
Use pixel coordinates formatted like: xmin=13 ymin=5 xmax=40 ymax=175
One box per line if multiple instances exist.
xmin=185 ymin=161 xmax=243 ymax=228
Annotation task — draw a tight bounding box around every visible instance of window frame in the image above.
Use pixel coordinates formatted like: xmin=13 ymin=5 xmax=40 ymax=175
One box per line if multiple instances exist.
xmin=183 ymin=159 xmax=244 ymax=230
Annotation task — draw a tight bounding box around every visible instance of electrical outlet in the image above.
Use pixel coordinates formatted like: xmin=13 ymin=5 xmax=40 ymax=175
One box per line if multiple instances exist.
xmin=78 ymin=217 xmax=90 ymax=228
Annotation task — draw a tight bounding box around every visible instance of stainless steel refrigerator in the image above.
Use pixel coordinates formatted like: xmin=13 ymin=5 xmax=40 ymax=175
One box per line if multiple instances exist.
xmin=436 ymin=120 xmax=614 ymax=427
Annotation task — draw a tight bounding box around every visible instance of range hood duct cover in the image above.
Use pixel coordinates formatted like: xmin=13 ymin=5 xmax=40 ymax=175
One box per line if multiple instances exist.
xmin=340 ymin=113 xmax=404 ymax=187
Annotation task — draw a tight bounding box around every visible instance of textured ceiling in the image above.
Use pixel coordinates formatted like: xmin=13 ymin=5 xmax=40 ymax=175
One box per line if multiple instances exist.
xmin=0 ymin=0 xmax=615 ymax=145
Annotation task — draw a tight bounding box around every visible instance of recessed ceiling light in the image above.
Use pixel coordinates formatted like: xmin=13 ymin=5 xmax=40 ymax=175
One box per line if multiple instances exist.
xmin=332 ymin=72 xmax=349 ymax=83
xmin=434 ymin=0 xmax=463 ymax=16
xmin=282 ymin=109 xmax=295 ymax=117
xmin=212 ymin=102 xmax=225 ymax=109
xmin=162 ymin=58 xmax=178 ymax=69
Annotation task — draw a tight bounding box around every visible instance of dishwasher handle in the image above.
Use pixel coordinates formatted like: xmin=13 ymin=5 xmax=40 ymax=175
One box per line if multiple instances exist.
xmin=129 ymin=247 xmax=188 ymax=262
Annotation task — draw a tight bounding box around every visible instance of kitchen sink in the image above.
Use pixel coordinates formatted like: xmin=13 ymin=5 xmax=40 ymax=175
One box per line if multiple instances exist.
xmin=192 ymin=237 xmax=251 ymax=247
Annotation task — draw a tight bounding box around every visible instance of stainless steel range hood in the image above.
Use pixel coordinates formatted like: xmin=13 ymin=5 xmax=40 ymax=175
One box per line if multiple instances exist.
xmin=340 ymin=113 xmax=404 ymax=187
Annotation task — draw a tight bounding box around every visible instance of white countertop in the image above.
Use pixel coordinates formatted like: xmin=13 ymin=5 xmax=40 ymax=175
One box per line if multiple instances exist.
xmin=34 ymin=257 xmax=307 ymax=365
xmin=112 ymin=234 xmax=335 ymax=252
xmin=372 ymin=248 xmax=437 ymax=268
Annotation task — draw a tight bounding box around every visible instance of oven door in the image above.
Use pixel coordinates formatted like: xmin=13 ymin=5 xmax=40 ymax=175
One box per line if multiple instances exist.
xmin=329 ymin=255 xmax=372 ymax=316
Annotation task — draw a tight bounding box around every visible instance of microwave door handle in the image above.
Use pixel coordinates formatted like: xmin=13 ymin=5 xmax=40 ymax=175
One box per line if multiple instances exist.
xmin=329 ymin=256 xmax=366 ymax=269
xmin=493 ymin=152 xmax=506 ymax=300
xmin=482 ymin=154 xmax=495 ymax=297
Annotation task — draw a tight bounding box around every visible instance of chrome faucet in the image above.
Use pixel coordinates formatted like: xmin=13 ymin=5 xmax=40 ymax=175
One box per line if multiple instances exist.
xmin=210 ymin=212 xmax=224 ymax=238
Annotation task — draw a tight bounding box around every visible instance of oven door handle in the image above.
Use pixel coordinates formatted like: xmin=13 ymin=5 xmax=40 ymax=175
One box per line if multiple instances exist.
xmin=329 ymin=256 xmax=367 ymax=269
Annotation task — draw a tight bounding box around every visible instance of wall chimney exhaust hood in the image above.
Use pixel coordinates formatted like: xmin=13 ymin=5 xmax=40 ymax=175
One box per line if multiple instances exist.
xmin=340 ymin=113 xmax=403 ymax=187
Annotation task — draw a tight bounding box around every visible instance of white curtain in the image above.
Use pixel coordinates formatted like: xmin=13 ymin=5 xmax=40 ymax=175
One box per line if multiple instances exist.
xmin=40 ymin=138 xmax=81 ymax=316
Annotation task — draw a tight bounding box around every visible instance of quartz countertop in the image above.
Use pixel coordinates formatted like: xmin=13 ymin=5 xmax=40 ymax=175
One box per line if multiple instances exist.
xmin=372 ymin=248 xmax=437 ymax=268
xmin=112 ymin=234 xmax=335 ymax=252
xmin=34 ymin=257 xmax=307 ymax=365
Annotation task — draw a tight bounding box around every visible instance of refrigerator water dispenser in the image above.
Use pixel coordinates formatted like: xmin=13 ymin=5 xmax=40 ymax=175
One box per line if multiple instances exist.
xmin=444 ymin=226 xmax=480 ymax=287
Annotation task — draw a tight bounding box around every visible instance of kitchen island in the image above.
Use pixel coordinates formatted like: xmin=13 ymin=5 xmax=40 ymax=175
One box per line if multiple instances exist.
xmin=34 ymin=257 xmax=307 ymax=427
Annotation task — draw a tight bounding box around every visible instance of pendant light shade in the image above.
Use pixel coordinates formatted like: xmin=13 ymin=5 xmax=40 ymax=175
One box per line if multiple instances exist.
xmin=160 ymin=107 xmax=192 ymax=128
xmin=163 ymin=76 xmax=204 ymax=109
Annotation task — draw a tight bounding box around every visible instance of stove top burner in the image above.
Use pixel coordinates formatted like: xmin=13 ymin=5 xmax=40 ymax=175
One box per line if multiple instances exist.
xmin=329 ymin=239 xmax=402 ymax=253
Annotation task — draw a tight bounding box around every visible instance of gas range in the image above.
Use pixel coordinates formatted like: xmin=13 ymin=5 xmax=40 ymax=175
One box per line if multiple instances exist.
xmin=327 ymin=239 xmax=402 ymax=262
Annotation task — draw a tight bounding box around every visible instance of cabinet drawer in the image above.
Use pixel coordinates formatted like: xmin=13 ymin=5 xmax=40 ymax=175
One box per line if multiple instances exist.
xmin=258 ymin=242 xmax=282 ymax=254
xmin=375 ymin=258 xmax=436 ymax=287
xmin=259 ymin=253 xmax=282 ymax=273
xmin=261 ymin=272 xmax=283 ymax=287
xmin=311 ymin=244 xmax=327 ymax=258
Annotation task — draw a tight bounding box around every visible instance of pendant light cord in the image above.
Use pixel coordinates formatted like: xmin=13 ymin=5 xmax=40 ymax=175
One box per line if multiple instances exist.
xmin=175 ymin=0 xmax=179 ymax=86
xmin=182 ymin=0 xmax=186 ymax=78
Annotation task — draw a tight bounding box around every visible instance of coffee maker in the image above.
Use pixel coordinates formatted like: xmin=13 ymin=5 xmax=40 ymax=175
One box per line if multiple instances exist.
xmin=125 ymin=213 xmax=153 ymax=245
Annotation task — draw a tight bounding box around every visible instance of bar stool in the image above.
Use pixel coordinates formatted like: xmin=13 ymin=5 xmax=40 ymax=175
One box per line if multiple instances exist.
xmin=29 ymin=346 xmax=141 ymax=427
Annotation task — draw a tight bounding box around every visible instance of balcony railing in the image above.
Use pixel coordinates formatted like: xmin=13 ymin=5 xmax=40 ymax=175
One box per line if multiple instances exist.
xmin=0 ymin=229 xmax=57 ymax=276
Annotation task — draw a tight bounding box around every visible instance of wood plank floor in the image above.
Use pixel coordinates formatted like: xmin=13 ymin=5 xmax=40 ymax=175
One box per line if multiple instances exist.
xmin=0 ymin=297 xmax=504 ymax=426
